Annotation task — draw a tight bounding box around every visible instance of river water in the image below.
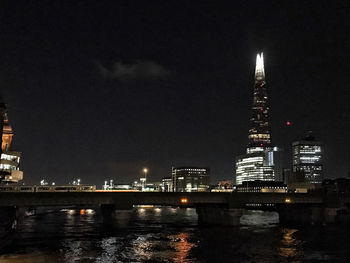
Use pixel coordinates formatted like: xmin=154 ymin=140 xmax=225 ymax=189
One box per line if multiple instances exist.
xmin=0 ymin=207 xmax=349 ymax=262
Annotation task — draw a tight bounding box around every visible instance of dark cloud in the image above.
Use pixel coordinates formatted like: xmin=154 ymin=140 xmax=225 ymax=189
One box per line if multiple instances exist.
xmin=97 ymin=60 xmax=171 ymax=81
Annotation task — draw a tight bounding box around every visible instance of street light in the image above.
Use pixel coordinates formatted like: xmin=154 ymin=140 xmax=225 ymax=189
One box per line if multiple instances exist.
xmin=141 ymin=168 xmax=148 ymax=191
xmin=104 ymin=180 xmax=108 ymax=190
xmin=143 ymin=168 xmax=148 ymax=180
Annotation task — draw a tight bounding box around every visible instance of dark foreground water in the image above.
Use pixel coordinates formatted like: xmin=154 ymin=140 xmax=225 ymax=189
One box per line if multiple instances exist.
xmin=0 ymin=207 xmax=349 ymax=262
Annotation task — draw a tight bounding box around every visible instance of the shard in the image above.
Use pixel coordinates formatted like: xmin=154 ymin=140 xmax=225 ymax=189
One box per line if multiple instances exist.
xmin=235 ymin=53 xmax=281 ymax=185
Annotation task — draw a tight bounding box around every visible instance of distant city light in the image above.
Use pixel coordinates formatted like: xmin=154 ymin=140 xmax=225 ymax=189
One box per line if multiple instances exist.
xmin=40 ymin=179 xmax=48 ymax=186
xmin=85 ymin=209 xmax=95 ymax=215
xmin=285 ymin=198 xmax=292 ymax=203
xmin=103 ymin=181 xmax=108 ymax=190
xmin=180 ymin=197 xmax=188 ymax=204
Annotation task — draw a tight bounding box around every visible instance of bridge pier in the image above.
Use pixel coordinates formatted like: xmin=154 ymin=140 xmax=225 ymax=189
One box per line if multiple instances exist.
xmin=100 ymin=204 xmax=133 ymax=227
xmin=196 ymin=206 xmax=244 ymax=226
xmin=277 ymin=205 xmax=350 ymax=226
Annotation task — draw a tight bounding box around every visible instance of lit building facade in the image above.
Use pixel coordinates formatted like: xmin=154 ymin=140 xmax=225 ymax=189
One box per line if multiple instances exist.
xmin=161 ymin=177 xmax=173 ymax=192
xmin=292 ymin=132 xmax=323 ymax=184
xmin=172 ymin=166 xmax=210 ymax=192
xmin=0 ymin=103 xmax=23 ymax=184
xmin=211 ymin=180 xmax=234 ymax=192
xmin=0 ymin=151 xmax=22 ymax=183
xmin=1 ymin=114 xmax=13 ymax=151
xmin=235 ymin=53 xmax=281 ymax=185
xmin=247 ymin=53 xmax=271 ymax=150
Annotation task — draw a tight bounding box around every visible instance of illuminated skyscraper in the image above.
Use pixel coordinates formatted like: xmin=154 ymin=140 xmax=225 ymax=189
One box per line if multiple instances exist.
xmin=292 ymin=132 xmax=323 ymax=184
xmin=235 ymin=53 xmax=281 ymax=185
xmin=248 ymin=53 xmax=271 ymax=152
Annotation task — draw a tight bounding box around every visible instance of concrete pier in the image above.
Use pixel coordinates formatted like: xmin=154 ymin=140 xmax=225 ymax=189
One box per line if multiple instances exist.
xmin=277 ymin=205 xmax=350 ymax=226
xmin=100 ymin=204 xmax=133 ymax=227
xmin=196 ymin=206 xmax=244 ymax=226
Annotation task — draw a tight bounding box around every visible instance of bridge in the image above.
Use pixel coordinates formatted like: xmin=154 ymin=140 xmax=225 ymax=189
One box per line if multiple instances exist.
xmin=1 ymin=191 xmax=349 ymax=226
xmin=0 ymin=191 xmax=323 ymax=207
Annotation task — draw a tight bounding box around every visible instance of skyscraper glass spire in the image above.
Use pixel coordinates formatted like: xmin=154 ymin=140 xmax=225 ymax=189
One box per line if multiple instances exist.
xmin=247 ymin=53 xmax=271 ymax=152
xmin=235 ymin=53 xmax=281 ymax=185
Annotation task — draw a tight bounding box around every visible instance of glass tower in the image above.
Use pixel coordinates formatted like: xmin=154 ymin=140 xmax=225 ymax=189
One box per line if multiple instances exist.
xmin=235 ymin=53 xmax=280 ymax=185
xmin=247 ymin=53 xmax=271 ymax=153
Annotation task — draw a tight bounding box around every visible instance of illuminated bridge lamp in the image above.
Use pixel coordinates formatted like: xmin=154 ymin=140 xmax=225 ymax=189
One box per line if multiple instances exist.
xmin=180 ymin=197 xmax=188 ymax=204
xmin=284 ymin=198 xmax=291 ymax=204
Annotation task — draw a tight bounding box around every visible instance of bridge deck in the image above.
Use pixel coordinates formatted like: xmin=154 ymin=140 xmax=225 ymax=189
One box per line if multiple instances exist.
xmin=0 ymin=192 xmax=324 ymax=208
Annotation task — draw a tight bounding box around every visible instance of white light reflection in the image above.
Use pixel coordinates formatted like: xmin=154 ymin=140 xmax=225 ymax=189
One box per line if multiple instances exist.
xmin=85 ymin=209 xmax=95 ymax=215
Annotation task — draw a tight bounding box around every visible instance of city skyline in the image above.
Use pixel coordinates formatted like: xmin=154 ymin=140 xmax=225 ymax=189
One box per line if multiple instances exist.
xmin=0 ymin=1 xmax=349 ymax=185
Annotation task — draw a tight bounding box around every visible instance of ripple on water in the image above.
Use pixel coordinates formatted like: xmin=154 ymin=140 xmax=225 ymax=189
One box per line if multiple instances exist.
xmin=1 ymin=208 xmax=350 ymax=262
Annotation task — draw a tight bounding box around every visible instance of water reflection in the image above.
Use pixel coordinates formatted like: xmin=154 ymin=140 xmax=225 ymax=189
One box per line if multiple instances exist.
xmin=1 ymin=208 xmax=350 ymax=262
xmin=240 ymin=210 xmax=279 ymax=227
xmin=61 ymin=240 xmax=83 ymax=262
xmin=95 ymin=237 xmax=119 ymax=263
xmin=171 ymin=232 xmax=196 ymax=263
xmin=279 ymin=228 xmax=302 ymax=260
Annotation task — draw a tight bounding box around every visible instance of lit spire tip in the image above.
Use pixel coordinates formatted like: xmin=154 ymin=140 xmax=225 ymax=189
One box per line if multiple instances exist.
xmin=255 ymin=52 xmax=265 ymax=79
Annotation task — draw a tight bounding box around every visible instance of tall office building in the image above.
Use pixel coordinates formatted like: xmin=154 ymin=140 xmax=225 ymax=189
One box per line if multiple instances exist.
xmin=172 ymin=167 xmax=210 ymax=192
xmin=292 ymin=132 xmax=323 ymax=184
xmin=235 ymin=53 xmax=281 ymax=185
xmin=247 ymin=53 xmax=271 ymax=152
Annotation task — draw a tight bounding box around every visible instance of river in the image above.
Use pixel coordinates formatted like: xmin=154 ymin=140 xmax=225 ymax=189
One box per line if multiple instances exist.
xmin=0 ymin=207 xmax=349 ymax=262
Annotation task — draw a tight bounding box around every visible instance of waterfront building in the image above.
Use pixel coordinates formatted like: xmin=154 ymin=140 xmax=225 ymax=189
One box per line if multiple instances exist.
xmin=131 ymin=180 xmax=162 ymax=192
xmin=211 ymin=180 xmax=234 ymax=192
xmin=218 ymin=180 xmax=233 ymax=190
xmin=323 ymin=178 xmax=350 ymax=195
xmin=171 ymin=166 xmax=210 ymax=192
xmin=235 ymin=53 xmax=281 ymax=185
xmin=161 ymin=177 xmax=173 ymax=192
xmin=0 ymin=102 xmax=23 ymax=184
xmin=1 ymin=113 xmax=13 ymax=151
xmin=143 ymin=182 xmax=162 ymax=192
xmin=292 ymin=132 xmax=323 ymax=184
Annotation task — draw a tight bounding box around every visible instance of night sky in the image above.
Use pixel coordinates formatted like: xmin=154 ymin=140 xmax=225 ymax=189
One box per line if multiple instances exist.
xmin=0 ymin=1 xmax=349 ymax=186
